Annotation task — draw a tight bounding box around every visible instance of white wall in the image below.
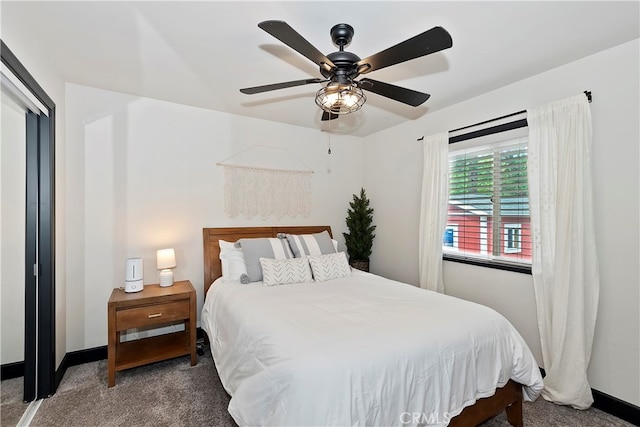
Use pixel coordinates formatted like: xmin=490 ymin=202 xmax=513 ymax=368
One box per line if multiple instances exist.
xmin=64 ymin=83 xmax=364 ymax=351
xmin=364 ymin=39 xmax=640 ymax=406
xmin=0 ymin=92 xmax=26 ymax=364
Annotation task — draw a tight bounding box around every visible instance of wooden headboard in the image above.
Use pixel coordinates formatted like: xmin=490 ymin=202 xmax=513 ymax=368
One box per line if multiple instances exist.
xmin=202 ymin=226 xmax=333 ymax=295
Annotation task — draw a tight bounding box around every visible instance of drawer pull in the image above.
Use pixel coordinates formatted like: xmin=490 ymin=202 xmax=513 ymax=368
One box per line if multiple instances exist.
xmin=148 ymin=313 xmax=163 ymax=318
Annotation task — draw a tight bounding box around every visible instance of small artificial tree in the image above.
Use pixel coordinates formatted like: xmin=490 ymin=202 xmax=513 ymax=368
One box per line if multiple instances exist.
xmin=343 ymin=188 xmax=376 ymax=271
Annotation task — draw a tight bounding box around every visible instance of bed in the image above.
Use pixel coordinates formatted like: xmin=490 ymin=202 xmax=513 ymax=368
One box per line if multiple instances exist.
xmin=201 ymin=226 xmax=543 ymax=426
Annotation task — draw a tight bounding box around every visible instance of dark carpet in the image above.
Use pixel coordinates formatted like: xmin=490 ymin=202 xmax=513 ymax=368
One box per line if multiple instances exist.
xmin=26 ymin=350 xmax=633 ymax=427
xmin=1 ymin=376 xmax=30 ymax=427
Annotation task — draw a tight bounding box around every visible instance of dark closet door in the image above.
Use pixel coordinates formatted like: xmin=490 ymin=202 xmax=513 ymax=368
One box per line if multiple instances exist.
xmin=2 ymin=40 xmax=57 ymax=401
xmin=24 ymin=111 xmax=38 ymax=401
xmin=36 ymin=110 xmax=56 ymax=398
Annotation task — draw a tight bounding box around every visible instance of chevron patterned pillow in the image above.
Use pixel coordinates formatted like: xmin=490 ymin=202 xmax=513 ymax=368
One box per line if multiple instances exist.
xmin=260 ymin=257 xmax=313 ymax=286
xmin=308 ymin=252 xmax=352 ymax=282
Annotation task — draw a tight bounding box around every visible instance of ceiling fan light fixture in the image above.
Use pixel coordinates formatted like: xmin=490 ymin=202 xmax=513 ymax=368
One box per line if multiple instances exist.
xmin=315 ymin=82 xmax=366 ymax=114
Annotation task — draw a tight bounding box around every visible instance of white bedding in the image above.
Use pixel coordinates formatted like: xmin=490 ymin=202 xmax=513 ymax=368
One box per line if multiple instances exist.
xmin=201 ymin=270 xmax=543 ymax=427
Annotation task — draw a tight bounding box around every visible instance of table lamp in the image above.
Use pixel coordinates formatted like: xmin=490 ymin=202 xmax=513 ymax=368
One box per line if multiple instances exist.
xmin=157 ymin=248 xmax=176 ymax=287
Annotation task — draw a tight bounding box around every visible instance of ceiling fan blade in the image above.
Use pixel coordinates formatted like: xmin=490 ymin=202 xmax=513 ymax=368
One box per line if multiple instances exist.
xmin=321 ymin=111 xmax=339 ymax=121
xmin=258 ymin=20 xmax=335 ymax=71
xmin=240 ymin=78 xmax=326 ymax=94
xmin=356 ymin=26 xmax=452 ymax=74
xmin=358 ymin=78 xmax=430 ymax=106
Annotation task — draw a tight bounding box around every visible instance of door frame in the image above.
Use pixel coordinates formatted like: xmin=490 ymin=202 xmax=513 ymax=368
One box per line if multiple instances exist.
xmin=1 ymin=40 xmax=56 ymax=400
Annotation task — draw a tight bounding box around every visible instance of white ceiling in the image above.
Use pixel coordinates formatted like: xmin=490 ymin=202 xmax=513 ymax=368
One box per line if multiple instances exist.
xmin=2 ymin=1 xmax=638 ymax=137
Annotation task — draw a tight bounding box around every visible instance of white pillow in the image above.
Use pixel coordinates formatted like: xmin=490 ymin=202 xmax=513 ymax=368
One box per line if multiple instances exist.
xmin=259 ymin=257 xmax=313 ymax=286
xmin=219 ymin=240 xmax=247 ymax=281
xmin=308 ymin=252 xmax=352 ymax=282
xmin=331 ymin=239 xmax=338 ymax=251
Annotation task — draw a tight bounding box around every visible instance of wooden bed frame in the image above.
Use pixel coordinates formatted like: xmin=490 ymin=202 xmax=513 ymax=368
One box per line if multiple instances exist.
xmin=203 ymin=225 xmax=333 ymax=295
xmin=202 ymin=226 xmax=524 ymax=427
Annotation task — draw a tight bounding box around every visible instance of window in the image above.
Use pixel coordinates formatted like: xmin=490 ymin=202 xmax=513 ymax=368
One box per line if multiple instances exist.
xmin=504 ymin=224 xmax=522 ymax=253
xmin=443 ymin=128 xmax=531 ymax=270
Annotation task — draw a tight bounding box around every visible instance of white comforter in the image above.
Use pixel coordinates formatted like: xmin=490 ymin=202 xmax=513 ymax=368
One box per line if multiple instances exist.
xmin=201 ymin=270 xmax=543 ymax=427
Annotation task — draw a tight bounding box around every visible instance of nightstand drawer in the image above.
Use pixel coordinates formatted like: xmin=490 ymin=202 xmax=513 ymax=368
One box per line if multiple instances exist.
xmin=116 ymin=300 xmax=189 ymax=330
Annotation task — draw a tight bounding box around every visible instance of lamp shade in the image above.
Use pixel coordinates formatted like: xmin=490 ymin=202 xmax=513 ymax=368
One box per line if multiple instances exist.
xmin=156 ymin=248 xmax=176 ymax=270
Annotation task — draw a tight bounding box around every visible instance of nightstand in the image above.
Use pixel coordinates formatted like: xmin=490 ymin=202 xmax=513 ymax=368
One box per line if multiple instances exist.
xmin=107 ymin=280 xmax=197 ymax=387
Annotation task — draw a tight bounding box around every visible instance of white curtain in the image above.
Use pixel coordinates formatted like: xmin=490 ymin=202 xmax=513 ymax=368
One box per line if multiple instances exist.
xmin=527 ymin=94 xmax=599 ymax=409
xmin=418 ymin=132 xmax=449 ymax=293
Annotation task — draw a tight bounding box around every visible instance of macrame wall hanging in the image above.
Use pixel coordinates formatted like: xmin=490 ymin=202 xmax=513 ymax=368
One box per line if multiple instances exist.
xmin=217 ymin=146 xmax=313 ymax=220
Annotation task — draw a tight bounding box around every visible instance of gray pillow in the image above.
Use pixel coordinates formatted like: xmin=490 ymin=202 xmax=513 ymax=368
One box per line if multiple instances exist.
xmin=237 ymin=237 xmax=294 ymax=283
xmin=284 ymin=230 xmax=336 ymax=258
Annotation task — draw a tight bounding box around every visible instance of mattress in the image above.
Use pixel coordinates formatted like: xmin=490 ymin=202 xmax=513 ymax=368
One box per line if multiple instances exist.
xmin=201 ymin=270 xmax=543 ymax=426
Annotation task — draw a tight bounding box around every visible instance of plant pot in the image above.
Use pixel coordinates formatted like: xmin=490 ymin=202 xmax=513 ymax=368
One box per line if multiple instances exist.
xmin=349 ymin=259 xmax=369 ymax=272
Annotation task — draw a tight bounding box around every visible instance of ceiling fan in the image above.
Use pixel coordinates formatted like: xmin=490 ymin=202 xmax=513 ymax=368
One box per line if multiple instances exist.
xmin=240 ymin=21 xmax=453 ymax=121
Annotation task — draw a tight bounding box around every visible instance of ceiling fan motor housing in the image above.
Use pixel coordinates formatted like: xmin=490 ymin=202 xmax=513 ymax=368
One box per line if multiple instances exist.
xmin=321 ymin=51 xmax=361 ymax=81
xmin=330 ymin=23 xmax=354 ymax=48
xmin=321 ymin=24 xmax=362 ymax=82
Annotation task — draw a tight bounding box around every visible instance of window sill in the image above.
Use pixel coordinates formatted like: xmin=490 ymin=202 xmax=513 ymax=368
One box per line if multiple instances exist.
xmin=442 ymin=254 xmax=532 ymax=275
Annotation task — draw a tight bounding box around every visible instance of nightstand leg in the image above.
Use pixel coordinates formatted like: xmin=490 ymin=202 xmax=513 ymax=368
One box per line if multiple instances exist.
xmin=108 ymin=304 xmax=117 ymax=387
xmin=189 ymin=292 xmax=197 ymax=366
xmin=108 ymin=330 xmax=118 ymax=387
xmin=189 ymin=319 xmax=197 ymax=366
xmin=108 ymin=366 xmax=115 ymax=388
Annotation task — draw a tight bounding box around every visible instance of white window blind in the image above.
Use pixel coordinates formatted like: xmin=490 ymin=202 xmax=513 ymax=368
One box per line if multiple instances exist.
xmin=444 ymin=134 xmax=531 ymax=266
